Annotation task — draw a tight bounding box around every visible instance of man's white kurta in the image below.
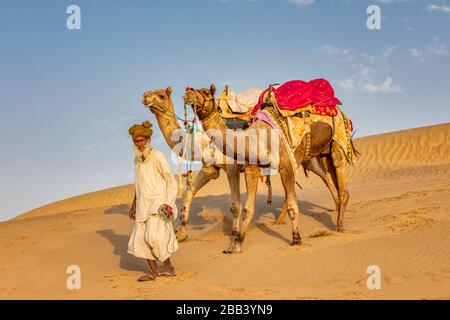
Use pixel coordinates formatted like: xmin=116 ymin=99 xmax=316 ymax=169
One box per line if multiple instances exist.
xmin=128 ymin=148 xmax=179 ymax=262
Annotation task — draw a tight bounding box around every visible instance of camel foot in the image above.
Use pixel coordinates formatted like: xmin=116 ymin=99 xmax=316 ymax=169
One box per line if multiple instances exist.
xmin=336 ymin=225 xmax=346 ymax=233
xmin=291 ymin=232 xmax=302 ymax=246
xmin=223 ymin=237 xmax=243 ymax=254
xmin=231 ymin=230 xmax=239 ymax=237
xmin=223 ymin=246 xmax=242 ymax=254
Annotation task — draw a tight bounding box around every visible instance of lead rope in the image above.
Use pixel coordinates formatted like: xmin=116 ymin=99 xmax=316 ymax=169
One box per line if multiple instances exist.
xmin=158 ymin=204 xmax=180 ymax=255
xmin=180 ymin=95 xmax=198 ymax=225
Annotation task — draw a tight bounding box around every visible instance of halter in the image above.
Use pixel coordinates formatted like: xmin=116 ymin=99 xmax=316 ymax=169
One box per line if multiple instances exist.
xmin=145 ymin=97 xmax=186 ymax=122
xmin=185 ymin=87 xmax=216 ymax=119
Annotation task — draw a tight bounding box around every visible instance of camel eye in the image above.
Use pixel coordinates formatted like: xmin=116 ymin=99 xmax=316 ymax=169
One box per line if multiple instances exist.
xmin=158 ymin=95 xmax=165 ymax=99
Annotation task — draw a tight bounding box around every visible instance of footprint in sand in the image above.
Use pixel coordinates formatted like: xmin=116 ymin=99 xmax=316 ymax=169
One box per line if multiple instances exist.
xmin=376 ymin=207 xmax=438 ymax=233
xmin=354 ymin=188 xmax=439 ymax=210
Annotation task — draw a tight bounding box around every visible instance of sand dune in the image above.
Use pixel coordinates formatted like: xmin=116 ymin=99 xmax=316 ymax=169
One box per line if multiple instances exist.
xmin=1 ymin=123 xmax=449 ymax=299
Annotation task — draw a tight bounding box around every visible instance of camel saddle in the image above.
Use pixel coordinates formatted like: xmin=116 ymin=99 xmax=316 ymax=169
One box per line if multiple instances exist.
xmin=217 ymin=87 xmax=262 ymax=130
xmin=251 ymin=79 xmax=343 ymax=119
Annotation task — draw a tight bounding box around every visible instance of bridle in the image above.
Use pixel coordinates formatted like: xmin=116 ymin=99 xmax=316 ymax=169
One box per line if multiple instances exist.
xmin=143 ymin=95 xmax=185 ymax=123
xmin=185 ymin=87 xmax=217 ymax=122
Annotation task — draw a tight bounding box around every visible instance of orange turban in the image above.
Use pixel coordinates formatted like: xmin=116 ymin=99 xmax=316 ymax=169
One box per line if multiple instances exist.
xmin=128 ymin=121 xmax=153 ymax=140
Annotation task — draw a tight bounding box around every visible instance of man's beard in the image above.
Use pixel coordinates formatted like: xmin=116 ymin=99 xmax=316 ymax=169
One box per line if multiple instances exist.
xmin=133 ymin=142 xmax=153 ymax=163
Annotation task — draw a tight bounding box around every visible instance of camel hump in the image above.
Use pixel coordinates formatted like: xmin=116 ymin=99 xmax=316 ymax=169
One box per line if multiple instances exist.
xmin=309 ymin=121 xmax=333 ymax=156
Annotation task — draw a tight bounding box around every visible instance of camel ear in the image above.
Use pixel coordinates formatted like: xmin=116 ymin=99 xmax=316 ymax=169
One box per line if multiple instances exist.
xmin=210 ymin=84 xmax=216 ymax=96
xmin=166 ymin=86 xmax=173 ymax=97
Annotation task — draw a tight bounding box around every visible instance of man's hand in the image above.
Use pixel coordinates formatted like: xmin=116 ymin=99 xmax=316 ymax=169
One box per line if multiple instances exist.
xmin=129 ymin=206 xmax=136 ymax=220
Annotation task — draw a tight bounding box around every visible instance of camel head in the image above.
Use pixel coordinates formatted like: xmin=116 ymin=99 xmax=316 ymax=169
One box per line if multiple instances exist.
xmin=141 ymin=86 xmax=174 ymax=116
xmin=183 ymin=84 xmax=217 ymax=121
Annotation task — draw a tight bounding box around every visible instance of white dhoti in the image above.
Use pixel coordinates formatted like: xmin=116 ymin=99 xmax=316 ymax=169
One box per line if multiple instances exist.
xmin=127 ymin=214 xmax=179 ymax=262
xmin=128 ymin=148 xmax=180 ymax=262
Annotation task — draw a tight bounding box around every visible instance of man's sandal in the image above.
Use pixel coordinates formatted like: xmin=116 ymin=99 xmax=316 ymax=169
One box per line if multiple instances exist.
xmin=137 ymin=274 xmax=156 ymax=282
xmin=158 ymin=270 xmax=177 ymax=277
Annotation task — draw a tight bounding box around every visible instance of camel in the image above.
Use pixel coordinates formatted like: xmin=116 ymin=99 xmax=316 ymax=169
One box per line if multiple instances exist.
xmin=184 ymin=84 xmax=357 ymax=254
xmin=141 ymin=87 xmax=337 ymax=248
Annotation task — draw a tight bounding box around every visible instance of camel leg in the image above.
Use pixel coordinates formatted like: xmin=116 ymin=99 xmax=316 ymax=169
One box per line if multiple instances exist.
xmin=177 ymin=165 xmax=220 ymax=242
xmin=330 ymin=142 xmax=350 ymax=232
xmin=275 ymin=203 xmax=288 ymax=225
xmin=223 ymin=165 xmax=260 ymax=254
xmin=313 ymin=157 xmax=339 ymax=211
xmin=280 ymin=166 xmax=303 ymax=246
xmin=225 ymin=165 xmax=242 ymax=237
xmin=275 ymin=158 xmax=338 ymax=225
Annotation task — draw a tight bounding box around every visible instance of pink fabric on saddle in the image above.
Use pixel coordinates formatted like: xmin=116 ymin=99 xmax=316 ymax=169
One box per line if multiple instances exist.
xmin=251 ymin=79 xmax=342 ymax=115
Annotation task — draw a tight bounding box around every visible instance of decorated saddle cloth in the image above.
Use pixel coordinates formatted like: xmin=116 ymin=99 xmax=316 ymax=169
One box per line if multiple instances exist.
xmin=251 ymin=79 xmax=342 ymax=118
xmin=253 ymin=106 xmax=356 ymax=166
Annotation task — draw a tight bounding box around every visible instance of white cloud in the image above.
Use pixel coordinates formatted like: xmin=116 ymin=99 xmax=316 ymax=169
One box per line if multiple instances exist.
xmin=288 ymin=0 xmax=315 ymax=8
xmin=319 ymin=45 xmax=355 ymax=63
xmin=321 ymin=46 xmax=403 ymax=94
xmin=335 ymin=72 xmax=403 ymax=94
xmin=334 ymin=78 xmax=357 ymax=92
xmin=428 ymin=4 xmax=450 ymax=13
xmin=428 ymin=38 xmax=450 ymax=56
xmin=409 ymin=48 xmax=425 ymax=63
xmin=362 ymin=77 xmax=403 ymax=93
xmin=409 ymin=38 xmax=450 ymax=62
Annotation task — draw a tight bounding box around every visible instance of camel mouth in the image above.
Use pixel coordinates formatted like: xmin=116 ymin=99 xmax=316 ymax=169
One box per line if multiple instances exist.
xmin=142 ymin=97 xmax=158 ymax=109
xmin=142 ymin=102 xmax=154 ymax=109
xmin=183 ymin=96 xmax=195 ymax=106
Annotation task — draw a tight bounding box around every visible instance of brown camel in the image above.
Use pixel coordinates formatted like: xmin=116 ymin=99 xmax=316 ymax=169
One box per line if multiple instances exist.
xmin=184 ymin=84 xmax=356 ymax=254
xmin=141 ymin=87 xmax=261 ymax=244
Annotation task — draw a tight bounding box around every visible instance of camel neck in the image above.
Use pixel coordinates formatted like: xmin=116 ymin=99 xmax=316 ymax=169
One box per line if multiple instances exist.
xmin=154 ymin=101 xmax=182 ymax=151
xmin=200 ymin=110 xmax=228 ymax=133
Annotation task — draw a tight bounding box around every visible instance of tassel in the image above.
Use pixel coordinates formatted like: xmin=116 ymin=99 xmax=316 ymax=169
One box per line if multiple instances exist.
xmin=265 ymin=175 xmax=272 ymax=206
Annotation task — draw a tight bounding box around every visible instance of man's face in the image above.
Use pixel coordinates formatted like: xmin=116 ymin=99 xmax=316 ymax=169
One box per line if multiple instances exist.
xmin=133 ymin=136 xmax=149 ymax=151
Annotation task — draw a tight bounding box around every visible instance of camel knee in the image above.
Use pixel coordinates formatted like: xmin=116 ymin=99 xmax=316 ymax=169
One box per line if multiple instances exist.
xmin=230 ymin=205 xmax=240 ymax=218
xmin=287 ymin=208 xmax=297 ymax=220
xmin=339 ymin=190 xmax=350 ymax=203
xmin=242 ymin=206 xmax=254 ymax=221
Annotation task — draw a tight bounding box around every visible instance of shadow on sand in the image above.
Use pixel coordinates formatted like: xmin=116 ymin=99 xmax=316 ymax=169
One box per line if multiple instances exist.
xmin=96 ymin=229 xmax=148 ymax=272
xmin=98 ymin=194 xmax=336 ymax=263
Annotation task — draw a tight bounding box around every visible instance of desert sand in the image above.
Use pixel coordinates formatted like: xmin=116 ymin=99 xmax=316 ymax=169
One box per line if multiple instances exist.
xmin=0 ymin=123 xmax=449 ymax=300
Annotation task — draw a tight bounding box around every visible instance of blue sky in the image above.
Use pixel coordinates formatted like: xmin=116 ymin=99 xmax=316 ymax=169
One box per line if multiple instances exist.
xmin=0 ymin=0 xmax=449 ymax=220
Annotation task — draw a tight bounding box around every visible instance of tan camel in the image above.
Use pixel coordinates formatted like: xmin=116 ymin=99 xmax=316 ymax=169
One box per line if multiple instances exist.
xmin=141 ymin=87 xmax=261 ymax=244
xmin=184 ymin=85 xmax=356 ymax=254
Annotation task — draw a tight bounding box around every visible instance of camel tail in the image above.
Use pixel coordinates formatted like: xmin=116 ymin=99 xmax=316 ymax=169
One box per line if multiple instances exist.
xmin=350 ymin=133 xmax=361 ymax=159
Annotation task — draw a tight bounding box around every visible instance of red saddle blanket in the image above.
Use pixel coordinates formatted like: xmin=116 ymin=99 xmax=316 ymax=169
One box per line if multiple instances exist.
xmin=251 ymin=79 xmax=342 ymax=116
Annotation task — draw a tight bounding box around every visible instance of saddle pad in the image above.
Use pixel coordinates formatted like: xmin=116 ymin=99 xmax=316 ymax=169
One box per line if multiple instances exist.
xmin=217 ymin=87 xmax=262 ymax=118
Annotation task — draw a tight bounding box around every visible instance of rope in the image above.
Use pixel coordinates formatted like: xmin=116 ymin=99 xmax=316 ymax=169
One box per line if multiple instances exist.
xmin=146 ymin=98 xmax=196 ymax=125
xmin=157 ymin=204 xmax=181 ymax=255
xmin=179 ymin=96 xmax=199 ymax=224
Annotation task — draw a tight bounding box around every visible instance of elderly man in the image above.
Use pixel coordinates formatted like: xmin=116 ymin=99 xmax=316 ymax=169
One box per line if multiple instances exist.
xmin=127 ymin=120 xmax=179 ymax=281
